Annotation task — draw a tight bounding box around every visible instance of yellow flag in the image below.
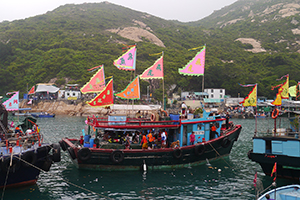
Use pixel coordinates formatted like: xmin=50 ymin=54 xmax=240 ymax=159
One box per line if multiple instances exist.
xmin=279 ymin=76 xmax=289 ymax=99
xmin=272 ymin=92 xmax=282 ymax=106
xmin=240 ymin=84 xmax=257 ymax=107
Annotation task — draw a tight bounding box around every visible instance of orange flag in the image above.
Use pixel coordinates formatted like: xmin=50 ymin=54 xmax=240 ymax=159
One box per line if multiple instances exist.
xmin=114 ymin=76 xmax=140 ymax=100
xmin=81 ymin=65 xmax=105 ymax=94
xmin=271 ymin=162 xmax=277 ymax=181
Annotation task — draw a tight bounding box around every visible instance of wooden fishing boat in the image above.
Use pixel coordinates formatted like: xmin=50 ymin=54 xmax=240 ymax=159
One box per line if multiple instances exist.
xmin=60 ymin=110 xmax=242 ymax=171
xmin=0 ymin=98 xmax=60 ymax=188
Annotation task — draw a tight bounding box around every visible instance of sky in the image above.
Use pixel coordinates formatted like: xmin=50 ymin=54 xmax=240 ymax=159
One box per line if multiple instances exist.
xmin=0 ymin=0 xmax=238 ymax=23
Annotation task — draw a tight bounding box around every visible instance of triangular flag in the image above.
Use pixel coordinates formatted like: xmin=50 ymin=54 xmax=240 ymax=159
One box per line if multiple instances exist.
xmin=140 ymin=55 xmax=164 ymax=79
xmin=178 ymin=45 xmax=205 ymax=76
xmin=271 ymin=162 xmax=277 ymax=181
xmin=272 ymin=92 xmax=282 ymax=106
xmin=240 ymin=84 xmax=257 ymax=107
xmin=113 ymin=46 xmax=136 ymax=71
xmin=114 ymin=76 xmax=140 ymax=100
xmin=289 ymin=85 xmax=297 ymax=97
xmin=87 ymin=79 xmax=114 ymax=107
xmin=28 ymin=86 xmax=35 ymax=95
xmin=80 ymin=65 xmax=105 ymax=94
xmin=2 ymin=91 xmax=19 ymax=111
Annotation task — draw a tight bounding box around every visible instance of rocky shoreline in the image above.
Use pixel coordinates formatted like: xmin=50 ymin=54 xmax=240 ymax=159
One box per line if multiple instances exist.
xmin=19 ymin=99 xmax=172 ymax=117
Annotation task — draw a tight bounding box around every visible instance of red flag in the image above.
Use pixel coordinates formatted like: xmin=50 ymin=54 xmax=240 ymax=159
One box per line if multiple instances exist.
xmin=253 ymin=171 xmax=257 ymax=187
xmin=271 ymin=162 xmax=277 ymax=181
xmin=28 ymin=86 xmax=35 ymax=95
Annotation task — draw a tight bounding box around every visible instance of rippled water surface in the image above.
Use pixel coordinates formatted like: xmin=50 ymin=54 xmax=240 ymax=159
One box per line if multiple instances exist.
xmin=1 ymin=116 xmax=298 ymax=199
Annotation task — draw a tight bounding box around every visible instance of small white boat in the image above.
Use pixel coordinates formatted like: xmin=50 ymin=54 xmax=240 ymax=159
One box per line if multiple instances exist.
xmin=258 ymin=184 xmax=300 ymax=200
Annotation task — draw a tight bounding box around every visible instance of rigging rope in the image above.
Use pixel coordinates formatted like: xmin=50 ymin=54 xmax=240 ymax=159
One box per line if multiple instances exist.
xmin=13 ymin=155 xmax=113 ymax=200
xmin=208 ymin=142 xmax=234 ymax=169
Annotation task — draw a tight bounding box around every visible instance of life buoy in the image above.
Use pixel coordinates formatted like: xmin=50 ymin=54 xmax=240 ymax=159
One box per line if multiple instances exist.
xmin=52 ymin=143 xmax=61 ymax=162
xmin=2 ymin=157 xmax=20 ymax=173
xmin=195 ymin=144 xmax=205 ymax=156
xmin=221 ymin=137 xmax=231 ymax=148
xmin=21 ymin=151 xmax=37 ymax=167
xmin=67 ymin=147 xmax=76 ymax=160
xmin=173 ymin=148 xmax=182 ymax=159
xmin=161 ymin=110 xmax=168 ymax=117
xmin=110 ymin=150 xmax=124 ymax=164
xmin=59 ymin=140 xmax=67 ymax=151
xmin=272 ymin=108 xmax=279 ymax=119
xmin=77 ymin=147 xmax=91 ymax=161
xmin=151 ymin=113 xmax=156 ymax=121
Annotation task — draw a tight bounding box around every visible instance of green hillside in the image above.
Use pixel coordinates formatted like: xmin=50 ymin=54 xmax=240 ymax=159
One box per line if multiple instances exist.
xmin=0 ymin=1 xmax=300 ymax=100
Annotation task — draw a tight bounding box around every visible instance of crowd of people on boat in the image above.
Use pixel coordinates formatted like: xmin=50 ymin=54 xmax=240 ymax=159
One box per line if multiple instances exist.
xmin=100 ymin=129 xmax=172 ymax=150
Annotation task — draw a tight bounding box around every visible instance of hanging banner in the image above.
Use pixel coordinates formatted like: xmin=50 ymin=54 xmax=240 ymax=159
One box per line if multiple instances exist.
xmin=178 ymin=45 xmax=205 ymax=76
xmin=87 ymin=79 xmax=114 ymax=107
xmin=114 ymin=76 xmax=140 ymax=100
xmin=113 ymin=46 xmax=136 ymax=71
xmin=2 ymin=91 xmax=19 ymax=111
xmin=140 ymin=55 xmax=164 ymax=79
xmin=240 ymin=84 xmax=257 ymax=107
xmin=80 ymin=65 xmax=105 ymax=94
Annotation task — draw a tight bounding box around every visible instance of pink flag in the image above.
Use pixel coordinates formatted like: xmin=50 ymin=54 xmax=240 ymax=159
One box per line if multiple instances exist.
xmin=178 ymin=45 xmax=206 ymax=76
xmin=140 ymin=56 xmax=163 ymax=79
xmin=113 ymin=46 xmax=136 ymax=71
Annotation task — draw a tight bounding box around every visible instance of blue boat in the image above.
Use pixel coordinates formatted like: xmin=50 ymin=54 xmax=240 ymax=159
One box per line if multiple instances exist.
xmin=31 ymin=112 xmax=55 ymax=118
xmin=248 ymin=112 xmax=300 ymax=180
xmin=258 ymin=184 xmax=300 ymax=200
xmin=0 ymin=104 xmax=60 ymax=188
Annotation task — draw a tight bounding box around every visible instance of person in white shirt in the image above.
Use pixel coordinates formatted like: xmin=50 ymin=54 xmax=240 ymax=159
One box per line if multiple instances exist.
xmin=181 ymin=102 xmax=187 ymax=118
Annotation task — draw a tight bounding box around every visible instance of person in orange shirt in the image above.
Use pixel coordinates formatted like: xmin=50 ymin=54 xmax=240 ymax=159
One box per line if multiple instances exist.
xmin=141 ymin=133 xmax=148 ymax=150
xmin=147 ymin=131 xmax=154 ymax=149
xmin=210 ymin=124 xmax=219 ymax=140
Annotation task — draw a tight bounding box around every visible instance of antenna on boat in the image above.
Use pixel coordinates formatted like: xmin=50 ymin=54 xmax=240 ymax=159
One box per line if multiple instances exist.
xmin=254 ymin=83 xmax=258 ymax=136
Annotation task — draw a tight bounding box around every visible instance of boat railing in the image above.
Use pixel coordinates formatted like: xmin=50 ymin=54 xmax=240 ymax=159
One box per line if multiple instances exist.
xmin=87 ymin=116 xmax=180 ymax=128
xmin=256 ymin=128 xmax=300 ymax=138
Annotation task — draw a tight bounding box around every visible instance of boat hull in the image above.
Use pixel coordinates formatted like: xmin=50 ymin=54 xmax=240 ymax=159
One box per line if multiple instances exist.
xmin=248 ymin=150 xmax=300 ymax=180
xmin=63 ymin=125 xmax=242 ymax=171
xmin=0 ymin=145 xmax=53 ymax=188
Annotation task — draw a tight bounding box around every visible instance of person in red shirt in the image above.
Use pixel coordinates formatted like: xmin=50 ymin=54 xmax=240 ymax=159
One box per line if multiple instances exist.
xmin=190 ymin=132 xmax=195 ymax=145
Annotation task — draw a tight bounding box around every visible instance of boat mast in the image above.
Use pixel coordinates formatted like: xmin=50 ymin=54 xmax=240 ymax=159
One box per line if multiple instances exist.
xmin=255 ymin=83 xmax=258 ymax=136
xmin=162 ymin=51 xmax=165 ymax=110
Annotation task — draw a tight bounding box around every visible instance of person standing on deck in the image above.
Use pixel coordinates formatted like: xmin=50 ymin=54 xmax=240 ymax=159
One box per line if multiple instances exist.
xmin=141 ymin=133 xmax=148 ymax=150
xmin=181 ymin=102 xmax=187 ymax=118
xmin=190 ymin=132 xmax=195 ymax=145
xmin=210 ymin=124 xmax=219 ymax=140
xmin=147 ymin=131 xmax=154 ymax=149
xmin=226 ymin=112 xmax=230 ymax=129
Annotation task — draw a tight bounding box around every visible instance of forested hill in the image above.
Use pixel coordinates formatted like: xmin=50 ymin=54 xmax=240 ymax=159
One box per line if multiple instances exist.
xmin=0 ymin=1 xmax=300 ymax=100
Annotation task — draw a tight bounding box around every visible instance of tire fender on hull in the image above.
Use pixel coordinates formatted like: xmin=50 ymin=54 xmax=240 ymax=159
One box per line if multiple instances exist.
xmin=110 ymin=150 xmax=124 ymax=164
xmin=77 ymin=147 xmax=92 ymax=161
xmin=195 ymin=144 xmax=205 ymax=156
xmin=221 ymin=137 xmax=231 ymax=148
xmin=67 ymin=147 xmax=76 ymax=160
xmin=52 ymin=143 xmax=61 ymax=162
xmin=173 ymin=148 xmax=182 ymax=159
xmin=59 ymin=140 xmax=68 ymax=151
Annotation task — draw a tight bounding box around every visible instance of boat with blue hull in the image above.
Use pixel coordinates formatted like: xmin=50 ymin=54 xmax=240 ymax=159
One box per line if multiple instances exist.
xmin=60 ymin=110 xmax=242 ymax=171
xmin=248 ymin=111 xmax=300 ymax=180
xmin=0 ymin=103 xmax=60 ymax=188
xmin=258 ymin=184 xmax=300 ymax=200
xmin=31 ymin=113 xmax=55 ymax=118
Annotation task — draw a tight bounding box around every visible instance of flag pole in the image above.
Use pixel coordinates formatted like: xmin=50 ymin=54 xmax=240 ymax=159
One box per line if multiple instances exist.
xmin=202 ymin=44 xmax=206 ymax=94
xmin=162 ymin=51 xmax=165 ymax=110
xmin=255 ymin=83 xmax=258 ymax=136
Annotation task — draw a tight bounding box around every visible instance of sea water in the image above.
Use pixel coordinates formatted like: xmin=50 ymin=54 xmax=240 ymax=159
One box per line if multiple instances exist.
xmin=1 ymin=116 xmax=297 ymax=199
